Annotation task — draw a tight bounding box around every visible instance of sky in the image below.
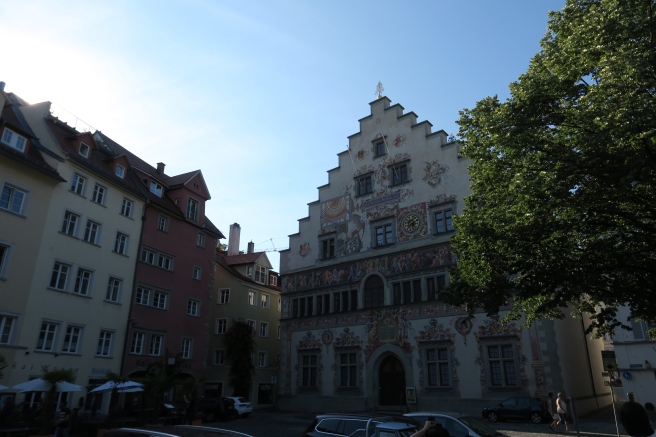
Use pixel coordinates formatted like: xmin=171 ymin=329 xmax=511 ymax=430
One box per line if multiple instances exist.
xmin=0 ymin=0 xmax=565 ymax=272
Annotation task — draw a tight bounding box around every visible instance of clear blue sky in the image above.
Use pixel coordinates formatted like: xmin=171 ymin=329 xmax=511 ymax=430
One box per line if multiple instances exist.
xmin=0 ymin=0 xmax=565 ymax=271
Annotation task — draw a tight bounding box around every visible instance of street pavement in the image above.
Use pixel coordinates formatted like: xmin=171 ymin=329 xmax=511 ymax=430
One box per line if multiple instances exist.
xmin=197 ymin=405 xmax=629 ymax=437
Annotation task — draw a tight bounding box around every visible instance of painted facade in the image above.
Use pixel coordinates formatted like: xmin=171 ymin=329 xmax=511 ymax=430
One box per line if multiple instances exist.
xmin=205 ymin=224 xmax=281 ymax=407
xmin=278 ymin=97 xmax=609 ymax=415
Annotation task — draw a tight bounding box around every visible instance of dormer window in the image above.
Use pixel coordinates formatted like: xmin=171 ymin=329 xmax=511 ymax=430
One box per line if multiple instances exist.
xmin=149 ymin=181 xmax=163 ymax=197
xmin=255 ymin=265 xmax=267 ymax=284
xmin=1 ymin=128 xmax=26 ymax=153
xmin=187 ymin=197 xmax=199 ymax=221
xmin=79 ymin=142 xmax=90 ymax=158
xmin=115 ymin=164 xmax=125 ymax=179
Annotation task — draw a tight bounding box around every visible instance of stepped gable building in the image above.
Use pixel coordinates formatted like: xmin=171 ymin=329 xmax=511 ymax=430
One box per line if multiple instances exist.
xmin=94 ymin=132 xmax=224 ymax=384
xmin=1 ymin=88 xmax=146 ymax=403
xmin=206 ymin=223 xmax=281 ymax=406
xmin=277 ymin=97 xmax=608 ymax=414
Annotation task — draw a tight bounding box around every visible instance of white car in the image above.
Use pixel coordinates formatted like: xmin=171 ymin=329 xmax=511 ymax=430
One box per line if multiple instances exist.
xmin=403 ymin=412 xmax=501 ymax=437
xmin=224 ymin=396 xmax=253 ymax=417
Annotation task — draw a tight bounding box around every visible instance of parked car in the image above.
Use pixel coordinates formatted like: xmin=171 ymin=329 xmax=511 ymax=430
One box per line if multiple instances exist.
xmin=223 ymin=397 xmax=252 ymax=418
xmin=482 ymin=397 xmax=550 ymax=424
xmin=303 ymin=413 xmax=416 ymax=437
xmin=196 ymin=397 xmax=237 ymax=422
xmin=161 ymin=403 xmax=184 ymax=421
xmin=403 ymin=412 xmax=501 ymax=437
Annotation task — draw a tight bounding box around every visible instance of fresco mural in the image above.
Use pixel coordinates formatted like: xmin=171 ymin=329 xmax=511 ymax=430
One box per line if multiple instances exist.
xmin=422 ymin=160 xmax=452 ymax=188
xmin=397 ymin=203 xmax=428 ymax=242
xmin=415 ymin=319 xmax=459 ymax=393
xmin=321 ymin=194 xmax=350 ymax=228
xmin=364 ymin=307 xmax=414 ymax=362
xmin=283 ymin=243 xmax=454 ymax=292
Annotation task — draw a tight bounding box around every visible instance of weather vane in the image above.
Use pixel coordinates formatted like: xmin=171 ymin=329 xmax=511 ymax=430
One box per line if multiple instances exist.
xmin=375 ymin=81 xmax=384 ymax=99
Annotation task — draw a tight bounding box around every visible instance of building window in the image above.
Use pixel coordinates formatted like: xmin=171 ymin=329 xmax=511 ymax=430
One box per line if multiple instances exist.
xmin=153 ymin=291 xmax=167 ymax=309
xmin=149 ymin=334 xmax=163 ymax=356
xmin=375 ymin=223 xmax=394 ymax=247
xmin=339 ymin=352 xmax=358 ymax=387
xmin=277 ymin=324 xmax=281 ymax=340
xmin=301 ymin=354 xmax=318 ymax=387
xmin=157 ymin=254 xmax=172 ymax=270
xmin=96 ymin=330 xmax=114 ymax=357
xmin=247 ymin=319 xmax=256 ymax=334
xmin=149 ymin=181 xmax=163 ymax=197
xmin=196 ymin=232 xmax=205 ymax=247
xmin=434 ymin=208 xmax=454 ymax=234
xmin=270 ymin=275 xmax=278 ymax=286
xmin=181 ymin=338 xmax=193 ymax=359
xmin=92 ymin=184 xmax=106 ymax=205
xmin=392 ymin=279 xmax=422 ymax=305
xmin=141 ymin=247 xmax=174 ymax=271
xmin=255 ymin=265 xmax=267 ymax=284
xmin=321 ymin=237 xmax=335 ymax=259
xmin=115 ymin=164 xmax=125 ymax=178
xmin=248 ymin=291 xmax=257 ymax=306
xmin=426 ymin=346 xmax=451 ymax=387
xmin=259 ymin=322 xmax=269 ymax=338
xmin=278 ymin=297 xmax=282 ymax=312
xmin=213 ymin=349 xmax=225 ymax=366
xmin=157 ymin=215 xmax=168 ymax=232
xmin=187 ymin=198 xmax=199 ymax=221
xmin=426 ymin=275 xmax=446 ymax=301
xmin=216 ymin=318 xmax=228 ymax=334
xmin=71 ymin=174 xmax=86 ymax=196
xmin=486 ymin=344 xmax=518 ymax=387
xmin=61 ymin=211 xmax=80 ymax=236
xmin=218 ymin=289 xmax=230 ymax=304
xmin=84 ymin=220 xmax=100 ymax=245
xmin=389 ymin=162 xmax=409 ymax=186
xmin=192 ymin=266 xmax=201 ymax=280
xmin=187 ymin=299 xmax=199 ymax=316
xmin=36 ymin=322 xmax=58 ymax=351
xmin=79 ymin=142 xmax=90 ymax=157
xmin=106 ymin=277 xmax=122 ymax=303
xmin=1 ymin=183 xmax=27 ymax=215
xmin=73 ymin=268 xmax=93 ymax=296
xmin=120 ymin=198 xmax=133 ymax=217
xmin=114 ymin=232 xmax=129 ymax=255
xmin=258 ymin=351 xmax=267 ymax=367
xmin=356 ymin=174 xmax=373 ymax=196
xmin=0 ymin=316 xmax=16 ymax=345
xmin=364 ymin=275 xmax=385 ymax=309
xmin=61 ymin=325 xmax=82 ymax=354
xmin=130 ymin=332 xmax=145 ymax=354
xmin=1 ymin=128 xmax=27 ymax=152
xmin=49 ymin=262 xmax=70 ymax=291
xmin=136 ymin=286 xmax=151 ymax=305
xmin=261 ymin=294 xmax=270 ymax=308
xmin=373 ymin=139 xmax=386 ymax=157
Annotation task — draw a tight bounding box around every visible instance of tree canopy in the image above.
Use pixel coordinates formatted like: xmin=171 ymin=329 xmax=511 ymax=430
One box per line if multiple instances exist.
xmin=224 ymin=320 xmax=255 ymax=396
xmin=448 ymin=0 xmax=656 ymax=337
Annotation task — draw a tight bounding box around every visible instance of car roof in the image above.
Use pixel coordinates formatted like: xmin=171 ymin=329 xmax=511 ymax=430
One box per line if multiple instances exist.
xmin=316 ymin=413 xmax=395 ymax=421
xmin=376 ymin=422 xmax=418 ymax=431
xmin=404 ymin=412 xmax=465 ymax=419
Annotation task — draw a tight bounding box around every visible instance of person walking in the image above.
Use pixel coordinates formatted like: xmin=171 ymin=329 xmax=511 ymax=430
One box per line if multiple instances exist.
xmin=53 ymin=400 xmax=71 ymax=437
xmin=183 ymin=391 xmax=196 ymax=425
xmin=547 ymin=392 xmax=559 ymax=432
xmin=556 ymin=392 xmax=569 ymax=432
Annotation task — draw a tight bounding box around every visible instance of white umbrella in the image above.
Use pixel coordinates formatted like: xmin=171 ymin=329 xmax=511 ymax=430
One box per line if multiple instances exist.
xmin=0 ymin=384 xmax=8 ymax=390
xmin=12 ymin=378 xmax=82 ymax=393
xmin=89 ymin=380 xmax=143 ymax=393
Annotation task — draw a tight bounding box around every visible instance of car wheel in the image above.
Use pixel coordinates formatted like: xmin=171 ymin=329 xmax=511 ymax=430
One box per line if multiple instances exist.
xmin=206 ymin=412 xmax=215 ymax=422
xmin=488 ymin=412 xmax=498 ymax=422
xmin=531 ymin=413 xmax=543 ymax=424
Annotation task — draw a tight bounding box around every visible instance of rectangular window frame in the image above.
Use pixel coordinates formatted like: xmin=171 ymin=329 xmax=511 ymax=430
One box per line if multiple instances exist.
xmin=105 ymin=277 xmax=122 ymax=303
xmin=355 ymin=173 xmax=373 ymax=196
xmin=213 ymin=349 xmax=225 ymax=366
xmin=248 ymin=290 xmax=257 ymax=306
xmin=1 ymin=183 xmax=28 ymax=215
xmin=192 ymin=266 xmax=202 ymax=280
xmin=320 ymin=236 xmax=336 ymax=260
xmin=114 ymin=232 xmax=129 ymax=255
xmin=96 ymin=329 xmax=114 ymax=357
xmin=261 ymin=293 xmax=270 ymax=308
xmin=187 ymin=299 xmax=200 ymax=317
xmin=259 ymin=322 xmax=269 ymax=338
xmin=181 ymin=338 xmax=193 ymax=359
xmin=130 ymin=331 xmax=146 ymax=355
xmin=300 ymin=354 xmax=318 ymax=388
xmin=92 ymin=183 xmax=106 ymax=205
xmin=120 ymin=198 xmax=133 ymax=218
xmin=424 ymin=344 xmax=452 ymax=388
xmin=338 ymin=351 xmax=359 ymax=388
xmin=70 ymin=173 xmax=86 ymax=196
xmin=484 ymin=343 xmax=519 ymax=388
xmin=73 ymin=267 xmax=93 ymax=296
xmin=258 ymin=351 xmax=267 ymax=368
xmin=61 ymin=325 xmax=83 ymax=354
xmin=49 ymin=261 xmax=71 ymax=291
xmin=187 ymin=197 xmax=199 ymax=221
xmin=1 ymin=128 xmax=27 ymax=152
xmin=0 ymin=315 xmax=17 ymax=345
xmin=388 ymin=162 xmax=409 ymax=186
xmin=36 ymin=321 xmax=59 ymax=352
xmin=433 ymin=207 xmax=455 ymax=234
xmin=216 ymin=318 xmax=228 ymax=334
xmin=218 ymin=288 xmax=230 ymax=304
xmin=61 ymin=210 xmax=80 ymax=237
xmin=84 ymin=220 xmax=101 ymax=245
xmin=149 ymin=334 xmax=163 ymax=356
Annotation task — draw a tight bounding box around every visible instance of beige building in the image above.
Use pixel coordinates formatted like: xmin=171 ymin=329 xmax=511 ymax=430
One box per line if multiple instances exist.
xmin=278 ymin=96 xmax=609 ymax=415
xmin=1 ymin=91 xmax=146 ymax=405
xmin=205 ymin=223 xmax=281 ymax=408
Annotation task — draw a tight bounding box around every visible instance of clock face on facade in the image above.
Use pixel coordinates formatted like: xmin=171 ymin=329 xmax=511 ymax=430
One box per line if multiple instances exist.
xmin=402 ymin=213 xmax=421 ymax=233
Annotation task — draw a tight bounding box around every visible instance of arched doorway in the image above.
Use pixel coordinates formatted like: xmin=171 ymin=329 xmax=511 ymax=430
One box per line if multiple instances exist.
xmin=378 ymin=355 xmax=406 ymax=406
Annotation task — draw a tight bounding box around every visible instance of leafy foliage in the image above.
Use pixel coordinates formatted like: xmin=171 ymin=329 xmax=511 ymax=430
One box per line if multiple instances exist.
xmin=40 ymin=367 xmax=77 ymax=434
xmin=448 ymin=0 xmax=656 ymax=337
xmin=224 ymin=320 xmax=255 ymax=396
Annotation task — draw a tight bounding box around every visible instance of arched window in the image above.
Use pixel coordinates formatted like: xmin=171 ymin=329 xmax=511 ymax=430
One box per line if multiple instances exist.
xmin=364 ymin=275 xmax=385 ymax=309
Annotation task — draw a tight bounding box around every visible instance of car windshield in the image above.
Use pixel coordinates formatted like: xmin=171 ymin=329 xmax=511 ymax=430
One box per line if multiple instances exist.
xmin=397 ymin=428 xmax=418 ymax=437
xmin=459 ymin=417 xmax=498 ymax=437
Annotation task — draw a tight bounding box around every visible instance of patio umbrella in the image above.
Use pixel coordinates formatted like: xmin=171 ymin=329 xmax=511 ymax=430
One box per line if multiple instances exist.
xmin=12 ymin=378 xmax=82 ymax=393
xmin=0 ymin=384 xmax=7 ymax=390
xmin=89 ymin=380 xmax=143 ymax=393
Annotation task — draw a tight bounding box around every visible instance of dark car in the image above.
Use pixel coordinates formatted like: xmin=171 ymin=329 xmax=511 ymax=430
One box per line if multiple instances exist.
xmin=482 ymin=397 xmax=550 ymax=424
xmin=303 ymin=413 xmax=417 ymax=437
xmin=196 ymin=397 xmax=238 ymax=422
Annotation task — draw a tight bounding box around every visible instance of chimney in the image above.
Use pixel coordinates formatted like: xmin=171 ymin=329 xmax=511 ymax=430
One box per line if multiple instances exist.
xmin=247 ymin=241 xmax=254 ymax=254
xmin=156 ymin=162 xmax=165 ymax=175
xmin=227 ymin=223 xmax=241 ymax=256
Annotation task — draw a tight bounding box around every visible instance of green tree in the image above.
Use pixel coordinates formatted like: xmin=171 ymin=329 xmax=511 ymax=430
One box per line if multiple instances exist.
xmin=449 ymin=0 xmax=656 ymax=337
xmin=224 ymin=320 xmax=255 ymax=397
xmin=40 ymin=367 xmax=77 ymax=434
